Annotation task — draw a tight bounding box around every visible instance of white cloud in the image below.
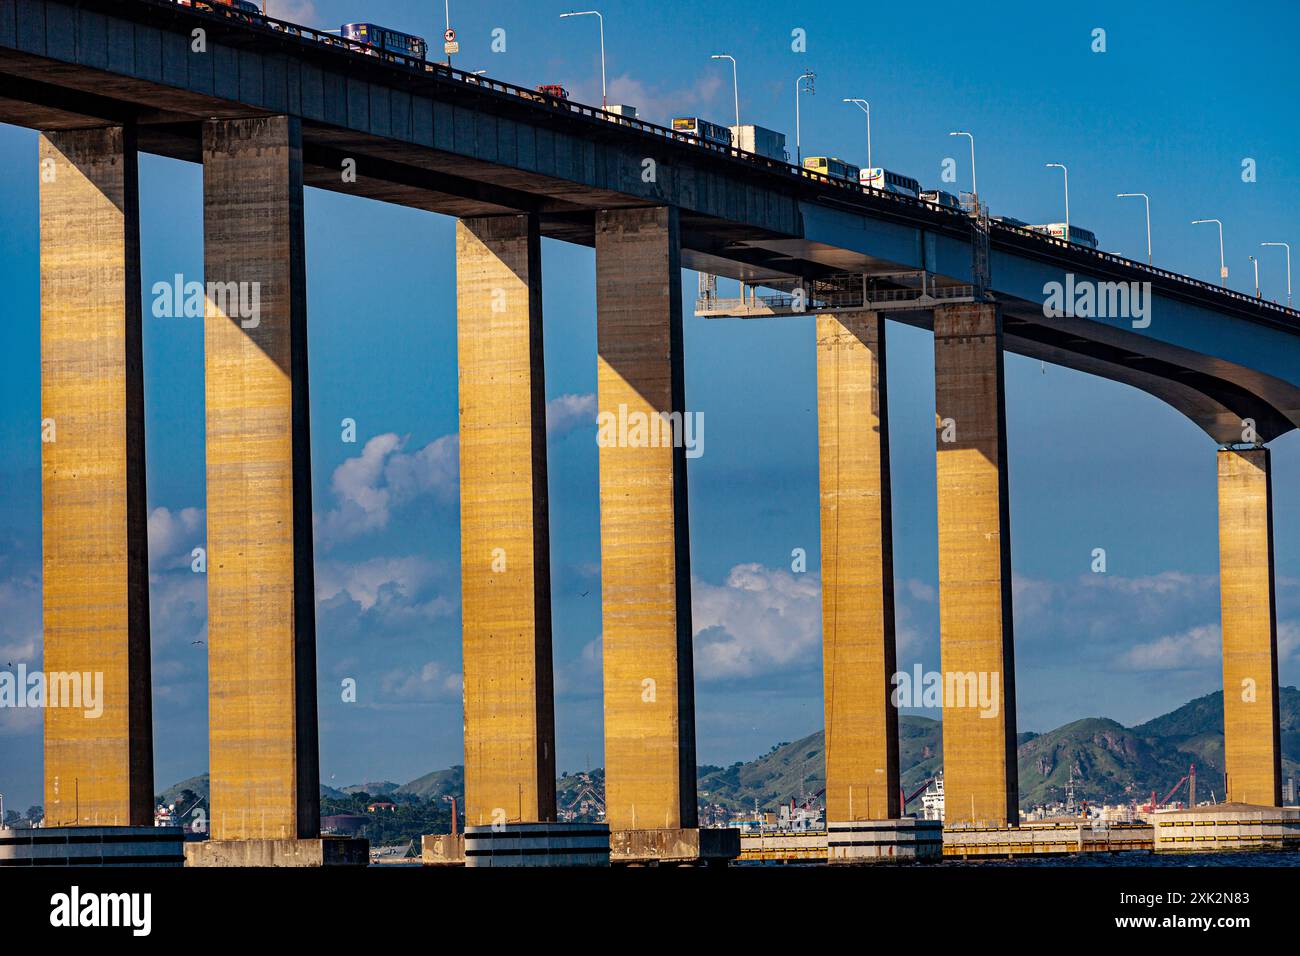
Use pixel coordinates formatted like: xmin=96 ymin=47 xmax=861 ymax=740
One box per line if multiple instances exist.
xmin=315 ymin=433 xmax=458 ymax=548
xmin=546 ymin=393 xmax=596 ymax=436
xmin=265 ymin=0 xmax=316 ymax=22
xmin=316 ymin=555 xmax=450 ymax=617
xmin=147 ymin=506 xmax=205 ymax=568
xmin=1116 ymin=622 xmax=1222 ymax=672
xmin=378 ymin=661 xmax=462 ymax=702
xmin=691 ymin=563 xmax=822 ymax=680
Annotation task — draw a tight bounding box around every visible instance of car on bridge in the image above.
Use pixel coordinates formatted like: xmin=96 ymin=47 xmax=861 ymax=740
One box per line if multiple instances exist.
xmin=340 ymin=22 xmax=428 ymax=61
xmin=672 ymin=117 xmax=733 ymax=149
xmin=803 ymin=156 xmax=861 ymax=184
xmin=860 ymin=167 xmax=921 ymax=198
xmin=1028 ymin=222 xmax=1100 ymax=249
xmin=920 ymin=189 xmax=963 ymax=211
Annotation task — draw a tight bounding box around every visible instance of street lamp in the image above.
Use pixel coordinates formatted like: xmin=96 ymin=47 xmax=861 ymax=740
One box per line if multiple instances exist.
xmin=1191 ymin=219 xmax=1227 ymax=286
xmin=711 ymin=54 xmax=739 ymax=127
xmin=794 ymin=70 xmax=814 ymax=164
xmin=560 ymin=11 xmax=606 ymax=109
xmin=442 ymin=0 xmax=453 ymax=67
xmin=1249 ymin=255 xmax=1260 ymax=297
xmin=948 ymin=130 xmax=976 ymax=199
xmin=1116 ymin=192 xmax=1151 ymax=265
xmin=843 ymin=98 xmax=871 ymax=168
xmin=1046 ymin=163 xmax=1069 ymax=243
xmin=1261 ymin=242 xmax=1292 ymax=307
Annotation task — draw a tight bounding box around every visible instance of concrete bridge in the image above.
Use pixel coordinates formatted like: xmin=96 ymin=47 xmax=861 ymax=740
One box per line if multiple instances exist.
xmin=4 ymin=0 xmax=1296 ymax=863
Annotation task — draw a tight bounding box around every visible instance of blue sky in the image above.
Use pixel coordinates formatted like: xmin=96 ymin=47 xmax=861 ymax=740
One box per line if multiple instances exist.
xmin=2 ymin=0 xmax=1299 ymax=809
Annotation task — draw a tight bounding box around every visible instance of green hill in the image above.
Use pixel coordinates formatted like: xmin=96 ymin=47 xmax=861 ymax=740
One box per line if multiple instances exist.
xmin=160 ymin=687 xmax=1300 ymax=815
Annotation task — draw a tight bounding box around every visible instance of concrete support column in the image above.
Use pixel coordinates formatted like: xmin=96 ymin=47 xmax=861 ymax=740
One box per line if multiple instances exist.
xmin=39 ymin=126 xmax=153 ymax=827
xmin=1218 ymin=447 xmax=1281 ymax=807
xmin=595 ymin=206 xmax=697 ymax=834
xmin=816 ymin=313 xmax=899 ymax=822
xmin=456 ymin=214 xmax=557 ymax=826
xmin=932 ymin=302 xmax=1017 ymax=826
xmin=202 ymin=116 xmax=319 ymax=842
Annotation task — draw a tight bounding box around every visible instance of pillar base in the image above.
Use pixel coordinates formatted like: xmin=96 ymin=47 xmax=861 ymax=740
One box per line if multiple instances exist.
xmin=183 ymin=836 xmax=368 ymax=867
xmin=0 ymin=826 xmax=184 ymax=867
xmin=610 ymin=827 xmax=740 ymax=866
xmin=827 ymin=819 xmax=943 ymax=863
xmin=1154 ymin=803 xmax=1300 ymax=852
xmin=464 ymin=823 xmax=609 ymax=867
xmin=420 ymin=833 xmax=466 ymax=866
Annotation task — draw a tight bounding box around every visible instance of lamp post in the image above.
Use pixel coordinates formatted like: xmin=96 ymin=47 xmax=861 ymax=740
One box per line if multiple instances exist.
xmin=1191 ymin=219 xmax=1226 ymax=285
xmin=843 ymin=98 xmax=871 ymax=168
xmin=1249 ymin=256 xmax=1260 ymax=298
xmin=443 ymin=0 xmax=452 ymax=67
xmin=1261 ymin=242 xmax=1292 ymax=307
xmin=1046 ymin=163 xmax=1069 ymax=243
xmin=1116 ymin=192 xmax=1151 ymax=264
xmin=794 ymin=70 xmax=815 ymax=164
xmin=711 ymin=54 xmax=740 ymax=127
xmin=560 ymin=11 xmax=606 ymax=109
xmin=948 ymin=130 xmax=976 ymax=200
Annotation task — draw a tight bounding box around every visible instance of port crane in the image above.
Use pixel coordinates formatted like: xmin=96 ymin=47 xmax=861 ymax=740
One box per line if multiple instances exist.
xmin=901 ymin=777 xmax=936 ymax=812
xmin=1145 ymin=763 xmax=1197 ymax=812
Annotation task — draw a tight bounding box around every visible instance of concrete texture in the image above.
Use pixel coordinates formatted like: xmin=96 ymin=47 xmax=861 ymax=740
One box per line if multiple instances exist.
xmin=184 ymin=837 xmax=368 ymax=867
xmin=943 ymin=821 xmax=1154 ymax=857
xmin=1154 ymin=803 xmax=1300 ymax=852
xmin=39 ymin=125 xmax=152 ymax=827
xmin=609 ymin=827 xmax=740 ymax=865
xmin=595 ymin=207 xmax=698 ymax=833
xmin=456 ymin=214 xmax=557 ymax=827
xmin=202 ymin=115 xmax=319 ymax=841
xmin=1218 ymin=447 xmax=1281 ymax=806
xmin=463 ymin=822 xmax=610 ymax=867
xmin=827 ymin=819 xmax=943 ymax=862
xmin=932 ymin=303 xmax=1018 ymax=826
xmin=0 ymin=826 xmax=183 ymax=866
xmin=816 ymin=312 xmax=899 ymax=821
xmin=420 ymin=833 xmax=466 ymax=865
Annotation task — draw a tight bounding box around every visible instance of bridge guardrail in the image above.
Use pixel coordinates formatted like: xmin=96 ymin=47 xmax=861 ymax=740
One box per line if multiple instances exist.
xmin=146 ymin=0 xmax=1298 ymax=327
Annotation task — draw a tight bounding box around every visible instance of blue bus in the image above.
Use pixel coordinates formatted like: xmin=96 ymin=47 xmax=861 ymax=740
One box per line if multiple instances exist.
xmin=340 ymin=23 xmax=428 ymax=60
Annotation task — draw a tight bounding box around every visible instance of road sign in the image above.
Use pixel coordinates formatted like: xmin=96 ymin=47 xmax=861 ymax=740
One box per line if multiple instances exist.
xmin=1221 ymin=266 xmax=1230 ymax=279
xmin=444 ymin=41 xmax=459 ymax=55
xmin=444 ymin=28 xmax=456 ymax=41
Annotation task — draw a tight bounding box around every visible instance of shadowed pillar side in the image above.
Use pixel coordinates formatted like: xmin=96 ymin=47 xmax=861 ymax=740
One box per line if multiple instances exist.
xmin=39 ymin=126 xmax=153 ymax=827
xmin=1218 ymin=447 xmax=1281 ymax=807
xmin=456 ymin=214 xmax=557 ymax=826
xmin=817 ymin=312 xmax=900 ymax=823
xmin=202 ymin=115 xmax=319 ymax=842
xmin=595 ymin=206 xmax=698 ymax=834
xmin=933 ymin=302 xmax=1018 ymax=827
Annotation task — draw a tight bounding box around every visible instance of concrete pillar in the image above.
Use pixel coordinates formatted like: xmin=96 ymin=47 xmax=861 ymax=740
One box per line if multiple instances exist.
xmin=595 ymin=206 xmax=697 ymax=833
xmin=202 ymin=116 xmax=319 ymax=842
xmin=456 ymin=214 xmax=557 ymax=826
xmin=39 ymin=126 xmax=153 ymax=827
xmin=816 ymin=313 xmax=899 ymax=822
xmin=1218 ymin=447 xmax=1281 ymax=807
xmin=932 ymin=302 xmax=1018 ymax=826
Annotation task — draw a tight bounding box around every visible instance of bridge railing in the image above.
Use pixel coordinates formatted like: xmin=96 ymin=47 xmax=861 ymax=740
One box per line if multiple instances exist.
xmin=151 ymin=0 xmax=1298 ymax=326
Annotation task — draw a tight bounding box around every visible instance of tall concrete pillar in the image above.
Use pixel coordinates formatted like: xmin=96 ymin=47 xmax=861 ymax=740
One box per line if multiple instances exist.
xmin=1218 ymin=447 xmax=1281 ymax=807
xmin=595 ymin=206 xmax=697 ymax=834
xmin=932 ymin=302 xmax=1017 ymax=826
xmin=456 ymin=214 xmax=557 ymax=826
xmin=816 ymin=313 xmax=899 ymax=822
xmin=39 ymin=126 xmax=153 ymax=827
xmin=202 ymin=116 xmax=319 ymax=842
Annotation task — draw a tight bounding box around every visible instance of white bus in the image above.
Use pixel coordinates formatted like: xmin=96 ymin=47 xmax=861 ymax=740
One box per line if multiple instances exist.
xmin=860 ymin=167 xmax=921 ymax=198
xmin=672 ymin=117 xmax=733 ymax=148
xmin=1028 ymin=222 xmax=1099 ymax=250
xmin=920 ymin=189 xmax=961 ymax=210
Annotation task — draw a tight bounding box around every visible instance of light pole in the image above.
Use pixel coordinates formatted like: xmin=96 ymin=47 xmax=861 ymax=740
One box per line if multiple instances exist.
xmin=1249 ymin=255 xmax=1260 ymax=297
xmin=948 ymin=130 xmax=976 ymax=199
xmin=1261 ymin=242 xmax=1292 ymax=307
xmin=443 ymin=0 xmax=452 ymax=67
xmin=843 ymin=98 xmax=871 ymax=168
xmin=712 ymin=54 xmax=739 ymax=127
xmin=1191 ymin=219 xmax=1226 ymax=285
xmin=1116 ymin=192 xmax=1151 ymax=264
xmin=1046 ymin=163 xmax=1069 ymax=243
xmin=794 ymin=70 xmax=814 ymax=164
xmin=560 ymin=11 xmax=606 ymax=109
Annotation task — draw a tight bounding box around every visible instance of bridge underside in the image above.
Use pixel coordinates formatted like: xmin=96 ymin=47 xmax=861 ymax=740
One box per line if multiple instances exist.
xmin=2 ymin=34 xmax=1297 ymax=444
